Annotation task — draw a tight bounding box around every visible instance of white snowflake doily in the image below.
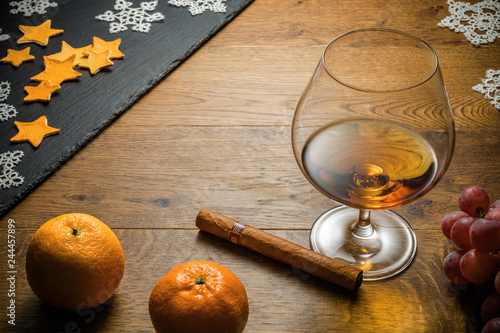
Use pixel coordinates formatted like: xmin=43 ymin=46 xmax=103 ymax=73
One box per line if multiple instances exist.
xmin=0 ymin=82 xmax=17 ymax=122
xmin=9 ymin=0 xmax=59 ymax=17
xmin=0 ymin=150 xmax=25 ymax=189
xmin=0 ymin=82 xmax=11 ymax=102
xmin=438 ymin=0 xmax=500 ymax=46
xmin=0 ymin=28 xmax=10 ymax=42
xmin=96 ymin=0 xmax=165 ymax=34
xmin=168 ymin=0 xmax=228 ymax=15
xmin=472 ymin=69 xmax=500 ymax=110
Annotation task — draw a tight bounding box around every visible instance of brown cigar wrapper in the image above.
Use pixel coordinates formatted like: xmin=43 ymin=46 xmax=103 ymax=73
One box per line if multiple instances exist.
xmin=196 ymin=208 xmax=363 ymax=292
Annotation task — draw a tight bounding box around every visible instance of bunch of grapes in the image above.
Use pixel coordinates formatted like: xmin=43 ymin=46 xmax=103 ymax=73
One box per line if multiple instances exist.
xmin=441 ymin=186 xmax=500 ymax=333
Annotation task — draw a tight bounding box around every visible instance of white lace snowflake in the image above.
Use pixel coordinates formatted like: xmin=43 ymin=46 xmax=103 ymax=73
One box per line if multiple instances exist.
xmin=0 ymin=104 xmax=17 ymax=122
xmin=96 ymin=0 xmax=165 ymax=34
xmin=0 ymin=28 xmax=10 ymax=42
xmin=0 ymin=82 xmax=11 ymax=102
xmin=0 ymin=82 xmax=17 ymax=122
xmin=438 ymin=0 xmax=500 ymax=46
xmin=168 ymin=0 xmax=228 ymax=15
xmin=472 ymin=69 xmax=500 ymax=110
xmin=9 ymin=0 xmax=59 ymax=17
xmin=0 ymin=150 xmax=25 ymax=189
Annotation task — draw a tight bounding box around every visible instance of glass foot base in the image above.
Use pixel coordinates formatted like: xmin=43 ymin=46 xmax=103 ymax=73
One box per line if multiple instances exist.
xmin=310 ymin=206 xmax=417 ymax=281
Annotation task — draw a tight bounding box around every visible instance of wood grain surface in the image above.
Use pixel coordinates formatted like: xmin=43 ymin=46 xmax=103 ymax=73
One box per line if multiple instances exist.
xmin=1 ymin=0 xmax=499 ymax=332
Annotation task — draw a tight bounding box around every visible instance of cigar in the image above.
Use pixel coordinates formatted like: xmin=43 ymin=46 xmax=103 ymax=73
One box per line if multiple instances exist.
xmin=196 ymin=208 xmax=363 ymax=292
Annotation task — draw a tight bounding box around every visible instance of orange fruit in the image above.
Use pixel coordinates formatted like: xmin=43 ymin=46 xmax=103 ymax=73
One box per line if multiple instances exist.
xmin=149 ymin=261 xmax=249 ymax=333
xmin=26 ymin=213 xmax=125 ymax=310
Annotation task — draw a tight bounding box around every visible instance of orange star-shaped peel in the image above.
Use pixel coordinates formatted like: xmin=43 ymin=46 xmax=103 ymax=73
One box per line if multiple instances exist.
xmin=31 ymin=55 xmax=81 ymax=85
xmin=24 ymin=81 xmax=61 ymax=102
xmin=78 ymin=50 xmax=114 ymax=75
xmin=10 ymin=116 xmax=60 ymax=148
xmin=17 ymin=20 xmax=63 ymax=46
xmin=1 ymin=47 xmax=35 ymax=67
xmin=90 ymin=37 xmax=124 ymax=59
xmin=47 ymin=41 xmax=92 ymax=66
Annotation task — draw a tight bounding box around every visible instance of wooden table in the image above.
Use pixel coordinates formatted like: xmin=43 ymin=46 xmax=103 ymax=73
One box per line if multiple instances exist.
xmin=2 ymin=0 xmax=499 ymax=332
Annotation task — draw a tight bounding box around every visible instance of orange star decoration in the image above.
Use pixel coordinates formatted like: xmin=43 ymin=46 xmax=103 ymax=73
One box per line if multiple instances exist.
xmin=17 ymin=20 xmax=64 ymax=47
xmin=31 ymin=55 xmax=81 ymax=85
xmin=47 ymin=41 xmax=92 ymax=66
xmin=90 ymin=37 xmax=124 ymax=59
xmin=11 ymin=116 xmax=60 ymax=148
xmin=20 ymin=36 xmax=124 ymax=104
xmin=24 ymin=81 xmax=61 ymax=102
xmin=1 ymin=47 xmax=35 ymax=67
xmin=78 ymin=50 xmax=113 ymax=75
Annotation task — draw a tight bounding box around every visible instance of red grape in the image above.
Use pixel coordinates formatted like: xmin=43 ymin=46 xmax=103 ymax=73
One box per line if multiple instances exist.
xmin=470 ymin=218 xmax=500 ymax=253
xmin=460 ymin=249 xmax=498 ymax=284
xmin=496 ymin=271 xmax=500 ymax=294
xmin=482 ymin=317 xmax=500 ymax=333
xmin=441 ymin=188 xmax=500 ymax=333
xmin=459 ymin=186 xmax=490 ymax=217
xmin=485 ymin=208 xmax=500 ymax=220
xmin=443 ymin=250 xmax=470 ymax=285
xmin=491 ymin=200 xmax=500 ymax=210
xmin=441 ymin=211 xmax=469 ymax=239
xmin=481 ymin=293 xmax=500 ymax=323
xmin=450 ymin=216 xmax=476 ymax=250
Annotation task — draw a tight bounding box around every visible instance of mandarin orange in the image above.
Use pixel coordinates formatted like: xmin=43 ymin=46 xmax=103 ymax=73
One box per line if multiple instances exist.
xmin=149 ymin=261 xmax=249 ymax=333
xmin=26 ymin=213 xmax=125 ymax=310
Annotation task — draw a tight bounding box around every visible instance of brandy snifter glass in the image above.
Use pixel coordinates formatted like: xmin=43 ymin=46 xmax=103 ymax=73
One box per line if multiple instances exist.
xmin=292 ymin=29 xmax=455 ymax=281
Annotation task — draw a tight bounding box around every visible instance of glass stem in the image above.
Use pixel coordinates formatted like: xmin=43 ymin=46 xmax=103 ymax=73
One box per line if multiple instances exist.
xmin=352 ymin=209 xmax=374 ymax=237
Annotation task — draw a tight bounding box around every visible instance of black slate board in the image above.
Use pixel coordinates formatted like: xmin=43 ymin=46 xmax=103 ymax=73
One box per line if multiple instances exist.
xmin=0 ymin=0 xmax=254 ymax=217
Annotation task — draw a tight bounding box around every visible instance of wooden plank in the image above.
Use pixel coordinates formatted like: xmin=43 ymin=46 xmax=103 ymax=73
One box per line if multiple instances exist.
xmin=4 ymin=126 xmax=499 ymax=230
xmin=124 ymin=45 xmax=500 ymax=127
xmin=0 ymin=229 xmax=483 ymax=332
xmin=210 ymin=0 xmax=468 ymax=47
xmin=126 ymin=45 xmax=323 ymax=126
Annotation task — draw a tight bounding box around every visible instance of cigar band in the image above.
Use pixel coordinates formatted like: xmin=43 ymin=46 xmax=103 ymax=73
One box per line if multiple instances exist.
xmin=230 ymin=222 xmax=246 ymax=244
